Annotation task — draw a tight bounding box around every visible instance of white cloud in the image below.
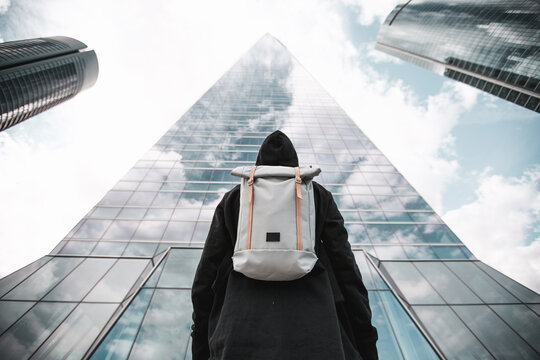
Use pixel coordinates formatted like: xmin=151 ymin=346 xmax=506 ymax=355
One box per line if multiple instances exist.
xmin=342 ymin=0 xmax=402 ymax=26
xmin=0 ymin=0 xmax=10 ymax=14
xmin=444 ymin=168 xmax=540 ymax=293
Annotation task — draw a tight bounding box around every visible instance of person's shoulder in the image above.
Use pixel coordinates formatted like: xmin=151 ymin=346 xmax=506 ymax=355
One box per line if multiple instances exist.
xmin=313 ymin=181 xmax=332 ymax=197
xmin=221 ymin=184 xmax=240 ymax=204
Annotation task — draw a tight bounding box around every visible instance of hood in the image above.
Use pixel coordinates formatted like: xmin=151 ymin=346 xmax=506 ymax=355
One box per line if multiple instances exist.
xmin=255 ymin=130 xmax=299 ymax=167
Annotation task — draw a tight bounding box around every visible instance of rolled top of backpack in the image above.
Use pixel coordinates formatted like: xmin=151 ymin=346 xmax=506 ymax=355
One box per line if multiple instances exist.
xmin=231 ymin=165 xmax=321 ymax=180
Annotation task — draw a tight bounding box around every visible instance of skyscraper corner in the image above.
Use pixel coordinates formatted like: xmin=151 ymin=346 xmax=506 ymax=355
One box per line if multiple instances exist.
xmin=375 ymin=0 xmax=540 ymax=113
xmin=0 ymin=36 xmax=99 ymax=132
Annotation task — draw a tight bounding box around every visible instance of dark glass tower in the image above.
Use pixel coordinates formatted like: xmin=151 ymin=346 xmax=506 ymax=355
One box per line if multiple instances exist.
xmin=375 ymin=0 xmax=540 ymax=113
xmin=0 ymin=36 xmax=98 ymax=132
xmin=0 ymin=35 xmax=538 ymax=359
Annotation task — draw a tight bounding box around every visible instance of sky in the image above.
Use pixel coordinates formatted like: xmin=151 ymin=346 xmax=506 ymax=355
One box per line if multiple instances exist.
xmin=0 ymin=0 xmax=539 ymax=292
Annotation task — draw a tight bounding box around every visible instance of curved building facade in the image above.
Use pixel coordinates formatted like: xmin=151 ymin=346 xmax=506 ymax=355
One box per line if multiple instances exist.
xmin=0 ymin=36 xmax=98 ymax=131
xmin=376 ymin=0 xmax=540 ymax=113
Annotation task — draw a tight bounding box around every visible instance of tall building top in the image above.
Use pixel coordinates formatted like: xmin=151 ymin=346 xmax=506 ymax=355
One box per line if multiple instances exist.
xmin=0 ymin=36 xmax=98 ymax=131
xmin=376 ymin=0 xmax=540 ymax=112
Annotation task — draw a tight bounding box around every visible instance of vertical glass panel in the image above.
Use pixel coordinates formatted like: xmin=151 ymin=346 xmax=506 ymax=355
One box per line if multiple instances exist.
xmin=374 ymin=245 xmax=408 ymax=260
xmin=0 ymin=302 xmax=76 ymax=359
xmin=91 ymin=241 xmax=129 ymax=256
xmin=162 ymin=221 xmax=196 ymax=241
xmin=58 ymin=241 xmax=96 ymax=255
xmin=414 ymin=262 xmax=482 ymax=304
xmin=144 ymin=257 xmax=166 ymax=288
xmin=379 ymin=262 xmax=444 ymax=304
xmin=413 ymin=305 xmax=493 ymax=360
xmin=0 ymin=257 xmax=51 ymax=298
xmin=158 ymin=249 xmax=203 ymax=288
xmin=3 ymin=257 xmax=83 ymax=300
xmin=72 ymin=219 xmax=113 ymax=239
xmin=132 ymin=221 xmax=168 ymax=240
xmin=32 ymin=303 xmax=117 ymax=360
xmin=378 ymin=292 xmax=438 ymax=360
xmin=367 ymin=292 xmax=403 ymax=360
xmin=453 ymin=305 xmax=538 ymax=359
xmin=417 ymin=225 xmax=460 ymax=244
xmin=44 ymin=258 xmax=116 ymax=301
xmin=445 ymin=262 xmax=519 ymax=303
xmin=191 ymin=222 xmax=211 ymax=243
xmin=403 ymin=246 xmax=438 ymax=259
xmin=0 ymin=301 xmax=34 ymax=334
xmin=432 ymin=246 xmax=466 ymax=259
xmin=129 ymin=289 xmax=192 ymax=359
xmin=102 ymin=220 xmax=140 ymax=239
xmin=85 ymin=259 xmax=150 ymax=302
xmin=353 ymin=252 xmax=375 ymax=290
xmin=346 ymin=224 xmax=370 ymax=244
xmin=476 ymin=262 xmax=540 ymax=303
xmin=491 ymin=304 xmax=540 ymax=353
xmin=90 ymin=289 xmax=154 ymax=360
xmin=90 ymin=207 xmax=122 ymax=218
xmin=365 ymin=224 xmax=399 ymax=243
xmin=123 ymin=242 xmax=159 ymax=257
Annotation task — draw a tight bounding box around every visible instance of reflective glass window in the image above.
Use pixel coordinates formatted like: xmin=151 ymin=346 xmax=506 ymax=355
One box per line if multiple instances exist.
xmin=123 ymin=242 xmax=159 ymax=257
xmin=102 ymin=220 xmax=139 ymax=240
xmin=392 ymin=224 xmax=423 ymax=243
xmin=129 ymin=289 xmax=192 ymax=359
xmin=0 ymin=257 xmax=51 ymax=298
xmin=191 ymin=222 xmax=211 ymax=243
xmin=374 ymin=245 xmax=408 ymax=260
xmin=432 ymin=246 xmax=467 ymax=259
xmin=85 ymin=259 xmax=150 ymax=302
xmin=365 ymin=224 xmax=399 ymax=243
xmin=3 ymin=257 xmax=83 ymax=300
xmin=90 ymin=207 xmax=121 ymax=218
xmin=379 ymin=262 xmax=444 ymax=304
xmin=418 ymin=225 xmax=460 ymax=244
xmin=352 ymin=195 xmax=379 ymax=210
xmin=476 ymin=262 xmax=540 ymax=303
xmin=32 ymin=303 xmax=117 ymax=360
xmin=126 ymin=191 xmax=157 ymax=206
xmin=413 ymin=305 xmax=492 ymax=359
xmin=132 ymin=221 xmax=168 ymax=240
xmin=0 ymin=302 xmax=76 ymax=359
xmin=158 ymin=249 xmax=203 ymax=288
xmin=0 ymin=301 xmax=34 ymax=334
xmin=403 ymin=246 xmax=438 ymax=259
xmin=91 ymin=241 xmax=128 ymax=256
xmin=118 ymin=208 xmax=147 ymax=219
xmin=145 ymin=208 xmax=173 ymax=219
xmin=72 ymin=220 xmax=112 ymax=239
xmin=414 ymin=262 xmax=481 ymax=304
xmin=491 ymin=304 xmax=540 ymax=353
xmin=58 ymin=241 xmax=96 ymax=255
xmin=453 ymin=305 xmax=538 ymax=359
xmin=378 ymin=292 xmax=438 ymax=360
xmin=445 ymin=262 xmax=519 ymax=303
xmin=90 ymin=289 xmax=153 ymax=359
xmin=44 ymin=258 xmax=115 ymax=301
xmin=368 ymin=292 xmax=403 ymax=359
xmin=346 ymin=224 xmax=370 ymax=244
xmin=353 ymin=252 xmax=375 ymax=290
xmin=162 ymin=221 xmax=196 ymax=241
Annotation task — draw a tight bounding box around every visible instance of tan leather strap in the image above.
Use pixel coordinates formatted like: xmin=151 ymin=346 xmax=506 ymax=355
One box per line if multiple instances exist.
xmin=295 ymin=167 xmax=302 ymax=250
xmin=246 ymin=166 xmax=256 ymax=250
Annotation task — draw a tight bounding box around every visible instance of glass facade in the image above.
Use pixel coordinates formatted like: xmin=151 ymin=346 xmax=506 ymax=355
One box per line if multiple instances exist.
xmin=0 ymin=36 xmax=99 ymax=132
xmin=0 ymin=34 xmax=538 ymax=359
xmin=375 ymin=0 xmax=540 ymax=113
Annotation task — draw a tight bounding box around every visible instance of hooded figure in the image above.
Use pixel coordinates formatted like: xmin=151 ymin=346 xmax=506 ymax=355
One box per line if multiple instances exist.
xmin=191 ymin=130 xmax=378 ymax=360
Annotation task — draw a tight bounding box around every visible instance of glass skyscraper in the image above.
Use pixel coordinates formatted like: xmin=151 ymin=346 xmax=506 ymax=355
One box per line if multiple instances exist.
xmin=0 ymin=36 xmax=98 ymax=132
xmin=0 ymin=35 xmax=538 ymax=359
xmin=375 ymin=0 xmax=540 ymax=113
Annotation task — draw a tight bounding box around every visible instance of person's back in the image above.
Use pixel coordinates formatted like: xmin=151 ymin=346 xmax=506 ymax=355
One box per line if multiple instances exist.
xmin=191 ymin=130 xmax=378 ymax=360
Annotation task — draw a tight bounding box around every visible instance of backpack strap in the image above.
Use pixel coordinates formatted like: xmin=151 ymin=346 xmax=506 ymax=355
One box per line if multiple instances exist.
xmin=294 ymin=167 xmax=302 ymax=250
xmin=246 ymin=165 xmax=256 ymax=250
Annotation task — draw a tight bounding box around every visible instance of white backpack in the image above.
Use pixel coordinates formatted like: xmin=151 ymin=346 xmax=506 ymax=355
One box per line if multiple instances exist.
xmin=230 ymin=165 xmax=321 ymax=281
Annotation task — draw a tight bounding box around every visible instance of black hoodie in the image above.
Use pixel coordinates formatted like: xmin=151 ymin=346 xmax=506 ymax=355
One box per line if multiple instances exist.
xmin=191 ymin=131 xmax=378 ymax=360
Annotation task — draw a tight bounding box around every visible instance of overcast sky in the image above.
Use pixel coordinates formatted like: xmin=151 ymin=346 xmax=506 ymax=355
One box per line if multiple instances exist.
xmin=0 ymin=0 xmax=539 ymax=292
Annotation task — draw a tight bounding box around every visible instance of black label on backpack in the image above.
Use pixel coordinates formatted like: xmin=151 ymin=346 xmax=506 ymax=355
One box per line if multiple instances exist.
xmin=266 ymin=232 xmax=280 ymax=242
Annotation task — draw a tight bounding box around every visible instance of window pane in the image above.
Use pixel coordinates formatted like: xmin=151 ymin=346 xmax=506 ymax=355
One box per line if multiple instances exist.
xmin=346 ymin=224 xmax=370 ymax=244
xmin=85 ymin=259 xmax=150 ymax=302
xmin=368 ymin=292 xmax=403 ymax=360
xmin=491 ymin=304 xmax=540 ymax=353
xmin=132 ymin=221 xmax=168 ymax=240
xmin=91 ymin=241 xmax=128 ymax=256
xmin=0 ymin=257 xmax=51 ymax=298
xmin=445 ymin=262 xmax=519 ymax=303
xmin=44 ymin=258 xmax=116 ymax=301
xmin=0 ymin=301 xmax=34 ymax=334
xmin=379 ymin=262 xmax=444 ymax=304
xmin=432 ymin=246 xmax=467 ymax=259
xmin=453 ymin=305 xmax=538 ymax=359
xmin=366 ymin=224 xmax=399 ymax=243
xmin=58 ymin=241 xmax=96 ymax=255
xmin=123 ymin=242 xmax=159 ymax=257
xmin=102 ymin=220 xmax=139 ymax=240
xmin=476 ymin=262 xmax=540 ymax=303
xmin=162 ymin=221 xmax=196 ymax=241
xmin=403 ymin=246 xmax=438 ymax=259
xmin=0 ymin=302 xmax=76 ymax=359
xmin=413 ymin=305 xmax=492 ymax=360
xmin=90 ymin=289 xmax=153 ymax=359
xmin=414 ymin=262 xmax=481 ymax=304
xmin=72 ymin=220 xmax=112 ymax=239
xmin=32 ymin=303 xmax=117 ymax=360
xmin=129 ymin=289 xmax=192 ymax=359
xmin=158 ymin=249 xmax=203 ymax=288
xmin=379 ymin=292 xmax=438 ymax=360
xmin=374 ymin=245 xmax=408 ymax=260
xmin=353 ymin=252 xmax=375 ymax=290
xmin=3 ymin=257 xmax=83 ymax=300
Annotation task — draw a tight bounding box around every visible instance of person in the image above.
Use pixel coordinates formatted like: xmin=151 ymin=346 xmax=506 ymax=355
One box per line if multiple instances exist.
xmin=191 ymin=130 xmax=378 ymax=360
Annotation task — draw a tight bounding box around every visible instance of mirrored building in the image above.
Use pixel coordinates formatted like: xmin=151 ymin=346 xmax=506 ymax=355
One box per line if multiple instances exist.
xmin=0 ymin=35 xmax=539 ymax=359
xmin=375 ymin=0 xmax=540 ymax=113
xmin=0 ymin=36 xmax=98 ymax=132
